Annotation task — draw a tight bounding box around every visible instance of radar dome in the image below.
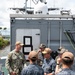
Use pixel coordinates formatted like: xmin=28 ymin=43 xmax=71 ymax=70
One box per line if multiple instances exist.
xmin=34 ymin=2 xmax=48 ymax=14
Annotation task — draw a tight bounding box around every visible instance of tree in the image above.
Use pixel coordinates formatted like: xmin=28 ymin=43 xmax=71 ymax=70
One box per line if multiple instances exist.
xmin=0 ymin=27 xmax=2 ymax=30
xmin=0 ymin=27 xmax=2 ymax=36
xmin=3 ymin=27 xmax=7 ymax=35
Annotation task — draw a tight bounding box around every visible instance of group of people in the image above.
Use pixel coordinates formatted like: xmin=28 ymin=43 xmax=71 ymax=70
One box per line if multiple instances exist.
xmin=5 ymin=41 xmax=75 ymax=75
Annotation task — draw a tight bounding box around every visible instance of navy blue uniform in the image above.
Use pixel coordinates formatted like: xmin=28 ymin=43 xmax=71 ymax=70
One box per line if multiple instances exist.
xmin=56 ymin=68 xmax=75 ymax=75
xmin=42 ymin=57 xmax=56 ymax=74
xmin=0 ymin=71 xmax=2 ymax=75
xmin=21 ymin=63 xmax=44 ymax=75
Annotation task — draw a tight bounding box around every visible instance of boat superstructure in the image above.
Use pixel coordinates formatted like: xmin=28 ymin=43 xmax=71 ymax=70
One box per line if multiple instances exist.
xmin=10 ymin=0 xmax=75 ymax=56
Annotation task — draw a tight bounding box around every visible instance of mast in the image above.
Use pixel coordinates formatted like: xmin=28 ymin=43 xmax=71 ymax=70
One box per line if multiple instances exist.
xmin=24 ymin=0 xmax=28 ymax=13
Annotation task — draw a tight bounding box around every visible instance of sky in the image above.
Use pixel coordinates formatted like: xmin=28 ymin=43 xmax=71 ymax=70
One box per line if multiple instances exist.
xmin=0 ymin=0 xmax=75 ymax=29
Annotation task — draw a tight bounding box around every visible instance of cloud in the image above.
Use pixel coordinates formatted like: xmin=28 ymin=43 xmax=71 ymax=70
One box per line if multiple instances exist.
xmin=0 ymin=0 xmax=10 ymax=28
xmin=0 ymin=22 xmax=4 ymax=26
xmin=0 ymin=0 xmax=75 ymax=29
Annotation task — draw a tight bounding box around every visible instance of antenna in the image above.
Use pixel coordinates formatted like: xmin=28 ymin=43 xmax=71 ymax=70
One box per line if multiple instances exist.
xmin=53 ymin=0 xmax=55 ymax=8
xmin=24 ymin=0 xmax=28 ymax=13
xmin=13 ymin=0 xmax=15 ymax=7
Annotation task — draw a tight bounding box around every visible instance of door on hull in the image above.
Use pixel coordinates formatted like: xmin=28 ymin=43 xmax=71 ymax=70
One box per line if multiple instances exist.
xmin=16 ymin=29 xmax=40 ymax=50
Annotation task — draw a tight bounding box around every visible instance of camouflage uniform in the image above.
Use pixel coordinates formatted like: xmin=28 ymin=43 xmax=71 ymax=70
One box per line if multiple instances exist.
xmin=5 ymin=50 xmax=26 ymax=75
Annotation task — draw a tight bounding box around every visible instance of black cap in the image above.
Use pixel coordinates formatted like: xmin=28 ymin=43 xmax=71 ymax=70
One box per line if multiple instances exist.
xmin=39 ymin=44 xmax=46 ymax=49
xmin=57 ymin=47 xmax=68 ymax=54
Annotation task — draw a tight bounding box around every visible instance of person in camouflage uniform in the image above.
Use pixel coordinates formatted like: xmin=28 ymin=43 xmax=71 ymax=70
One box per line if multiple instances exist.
xmin=5 ymin=41 xmax=26 ymax=75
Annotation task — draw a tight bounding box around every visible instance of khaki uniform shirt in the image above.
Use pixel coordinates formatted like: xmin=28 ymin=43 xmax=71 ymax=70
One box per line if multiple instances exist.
xmin=5 ymin=50 xmax=26 ymax=75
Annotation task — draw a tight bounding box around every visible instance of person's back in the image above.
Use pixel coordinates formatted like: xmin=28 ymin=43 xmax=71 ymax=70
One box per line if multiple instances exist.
xmin=21 ymin=63 xmax=44 ymax=75
xmin=71 ymin=57 xmax=75 ymax=71
xmin=55 ymin=47 xmax=68 ymax=74
xmin=21 ymin=51 xmax=44 ymax=75
xmin=56 ymin=51 xmax=75 ymax=75
xmin=56 ymin=68 xmax=75 ymax=75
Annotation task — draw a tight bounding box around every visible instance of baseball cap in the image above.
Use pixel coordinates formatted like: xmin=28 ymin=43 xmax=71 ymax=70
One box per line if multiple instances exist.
xmin=42 ymin=48 xmax=52 ymax=54
xmin=57 ymin=47 xmax=68 ymax=54
xmin=28 ymin=51 xmax=38 ymax=59
xmin=39 ymin=44 xmax=46 ymax=49
xmin=62 ymin=52 xmax=74 ymax=61
xmin=15 ymin=41 xmax=24 ymax=46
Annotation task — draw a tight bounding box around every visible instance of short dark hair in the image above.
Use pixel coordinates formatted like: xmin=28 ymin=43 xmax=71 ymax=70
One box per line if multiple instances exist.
xmin=30 ymin=57 xmax=37 ymax=62
xmin=62 ymin=56 xmax=73 ymax=65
